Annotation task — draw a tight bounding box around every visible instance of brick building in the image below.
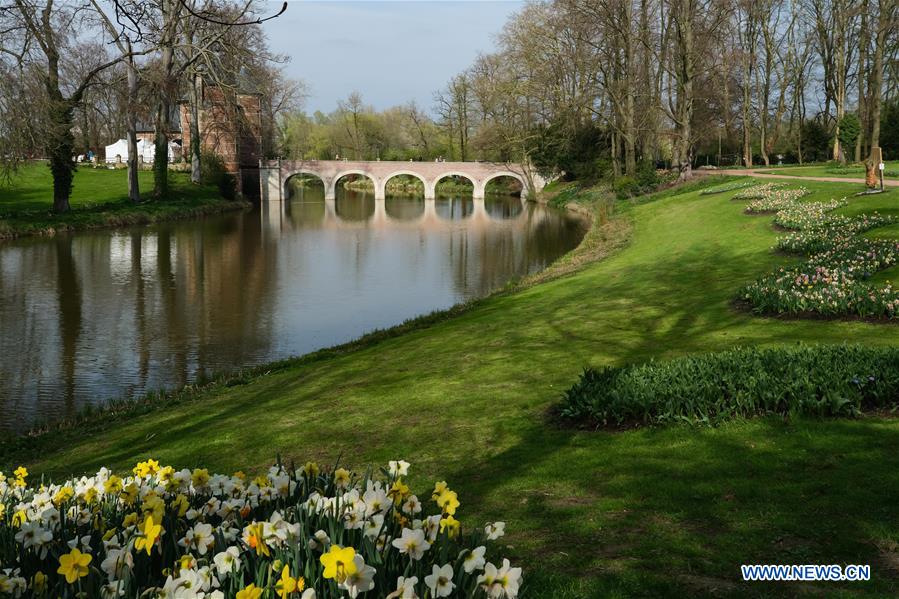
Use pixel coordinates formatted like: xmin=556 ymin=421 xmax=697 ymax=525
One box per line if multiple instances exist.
xmin=179 ymin=81 xmax=264 ymax=196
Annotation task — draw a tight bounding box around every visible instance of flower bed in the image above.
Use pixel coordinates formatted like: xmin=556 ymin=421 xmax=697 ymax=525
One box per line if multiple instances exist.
xmin=731 ymin=182 xmax=786 ymax=200
xmin=738 ymin=188 xmax=899 ymax=318
xmin=698 ymin=181 xmax=755 ymax=195
xmin=0 ymin=461 xmax=521 ymax=598
xmin=743 ymin=187 xmax=811 ymax=214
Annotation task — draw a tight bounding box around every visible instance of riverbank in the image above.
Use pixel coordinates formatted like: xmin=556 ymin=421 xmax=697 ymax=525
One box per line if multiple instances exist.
xmin=5 ymin=176 xmax=899 ymax=596
xmin=0 ymin=162 xmax=250 ymax=240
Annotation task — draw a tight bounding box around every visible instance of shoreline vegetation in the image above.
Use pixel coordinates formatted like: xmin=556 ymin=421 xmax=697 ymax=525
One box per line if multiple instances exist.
xmin=7 ymin=175 xmax=899 ymax=596
xmin=0 ymin=162 xmax=250 ymax=240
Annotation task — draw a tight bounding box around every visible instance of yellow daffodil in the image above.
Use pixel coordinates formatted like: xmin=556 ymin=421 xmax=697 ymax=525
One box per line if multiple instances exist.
xmin=53 ymin=486 xmax=74 ymax=506
xmin=432 ymin=480 xmax=448 ymax=500
xmin=12 ymin=510 xmax=27 ymax=526
xmin=121 ymin=483 xmax=139 ymax=505
xmin=142 ymin=494 xmax=165 ymax=522
xmin=32 ymin=571 xmax=47 ymax=594
xmin=122 ymin=512 xmax=139 ymax=528
xmin=334 ymin=467 xmax=351 ymax=488
xmin=82 ymin=487 xmax=98 ymax=505
xmin=440 ymin=515 xmax=461 ymax=538
xmin=57 ymin=548 xmax=92 ymax=584
xmin=134 ymin=515 xmax=162 ymax=556
xmin=236 ymin=584 xmax=264 ymax=599
xmin=191 ymin=468 xmax=210 ymax=488
xmin=275 ymin=565 xmax=304 ymax=598
xmin=170 ymin=493 xmax=189 ymax=517
xmin=436 ymin=488 xmax=460 ymax=515
xmin=103 ymin=475 xmax=123 ymax=494
xmin=320 ymin=545 xmax=357 ymax=583
xmin=388 ymin=480 xmax=410 ymax=502
xmin=233 ymin=470 xmax=246 ymax=480
xmin=245 ymin=522 xmax=270 ymax=557
xmin=302 ymin=462 xmax=319 ymax=477
xmin=13 ymin=466 xmax=28 ymax=479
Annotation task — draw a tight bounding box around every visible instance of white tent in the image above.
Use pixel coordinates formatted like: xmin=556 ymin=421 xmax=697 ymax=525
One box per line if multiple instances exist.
xmin=104 ymin=139 xmax=182 ymax=164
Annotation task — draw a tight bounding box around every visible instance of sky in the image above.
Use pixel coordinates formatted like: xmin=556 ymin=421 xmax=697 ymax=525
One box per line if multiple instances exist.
xmin=264 ymin=1 xmax=523 ymax=115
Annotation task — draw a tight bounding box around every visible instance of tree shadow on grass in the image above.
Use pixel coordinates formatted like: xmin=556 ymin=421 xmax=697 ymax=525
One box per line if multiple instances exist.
xmin=446 ymin=417 xmax=899 ymax=598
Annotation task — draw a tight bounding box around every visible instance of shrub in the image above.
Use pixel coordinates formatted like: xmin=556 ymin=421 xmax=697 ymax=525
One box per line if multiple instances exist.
xmin=0 ymin=460 xmax=521 ymax=598
xmin=201 ymin=152 xmax=237 ymax=201
xmin=559 ymin=345 xmax=899 ymax=427
xmin=612 ymin=176 xmax=639 ymax=199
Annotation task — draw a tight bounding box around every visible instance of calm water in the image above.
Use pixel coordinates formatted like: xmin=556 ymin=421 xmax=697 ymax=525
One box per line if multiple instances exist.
xmin=0 ymin=188 xmax=585 ymax=432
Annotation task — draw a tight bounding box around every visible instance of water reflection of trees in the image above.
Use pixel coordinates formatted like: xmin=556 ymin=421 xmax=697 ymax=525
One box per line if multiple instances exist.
xmin=0 ymin=214 xmax=279 ymax=431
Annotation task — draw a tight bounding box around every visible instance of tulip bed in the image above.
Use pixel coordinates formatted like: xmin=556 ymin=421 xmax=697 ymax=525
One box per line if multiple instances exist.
xmin=0 ymin=461 xmax=520 ymax=598
xmin=559 ymin=344 xmax=899 ymax=427
xmin=738 ymin=186 xmax=899 ymax=318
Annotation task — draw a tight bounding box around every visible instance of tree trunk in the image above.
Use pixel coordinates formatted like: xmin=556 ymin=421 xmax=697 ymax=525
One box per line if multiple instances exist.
xmin=868 ymin=0 xmax=892 ymax=151
xmin=125 ymin=53 xmax=140 ymax=203
xmin=190 ymin=70 xmax=202 ymax=184
xmin=47 ymin=93 xmax=75 ymax=213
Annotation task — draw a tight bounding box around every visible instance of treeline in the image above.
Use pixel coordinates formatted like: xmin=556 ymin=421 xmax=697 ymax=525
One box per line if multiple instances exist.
xmin=0 ymin=1 xmax=301 ymax=212
xmin=276 ymin=0 xmax=898 ymax=185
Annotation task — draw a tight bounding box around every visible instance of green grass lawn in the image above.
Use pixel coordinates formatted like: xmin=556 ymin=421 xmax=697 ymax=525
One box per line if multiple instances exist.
xmin=755 ymin=160 xmax=899 ymax=180
xmin=5 ymin=178 xmax=899 ymax=597
xmin=0 ymin=161 xmax=245 ymax=238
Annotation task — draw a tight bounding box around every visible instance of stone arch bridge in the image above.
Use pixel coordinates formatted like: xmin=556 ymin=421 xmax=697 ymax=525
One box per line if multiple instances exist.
xmin=259 ymin=160 xmax=545 ymax=201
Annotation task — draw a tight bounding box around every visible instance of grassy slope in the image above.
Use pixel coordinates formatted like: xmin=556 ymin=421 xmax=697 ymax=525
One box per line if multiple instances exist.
xmin=0 ymin=162 xmax=245 ymax=238
xmin=5 ymin=178 xmax=899 ymax=597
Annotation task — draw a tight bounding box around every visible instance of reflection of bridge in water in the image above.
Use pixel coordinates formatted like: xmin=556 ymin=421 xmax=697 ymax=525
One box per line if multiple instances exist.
xmin=260 ymin=195 xmax=556 ymax=237
xmin=259 ymin=159 xmax=546 ymax=201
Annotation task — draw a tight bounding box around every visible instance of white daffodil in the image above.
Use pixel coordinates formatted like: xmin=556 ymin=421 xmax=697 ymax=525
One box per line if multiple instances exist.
xmin=388 ymin=460 xmax=410 ymax=477
xmin=212 ymin=546 xmax=241 ymax=577
xmin=462 ymin=545 xmax=486 ymax=573
xmin=425 ymin=564 xmax=455 ymax=597
xmin=385 ymin=576 xmax=419 ymax=599
xmin=485 ymin=521 xmax=506 ymax=541
xmin=338 ymin=554 xmax=376 ymax=598
xmin=391 ymin=527 xmax=430 ymax=560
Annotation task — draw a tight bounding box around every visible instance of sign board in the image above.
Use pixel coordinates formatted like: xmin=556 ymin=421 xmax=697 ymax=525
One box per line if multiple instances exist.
xmin=880 ymin=163 xmax=886 ymax=171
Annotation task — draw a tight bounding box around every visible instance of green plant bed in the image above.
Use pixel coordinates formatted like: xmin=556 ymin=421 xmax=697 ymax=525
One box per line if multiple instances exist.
xmin=559 ymin=344 xmax=899 ymax=427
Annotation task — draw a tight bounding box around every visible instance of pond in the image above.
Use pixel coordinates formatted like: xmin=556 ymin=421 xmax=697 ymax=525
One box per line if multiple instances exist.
xmin=0 ymin=187 xmax=586 ymax=432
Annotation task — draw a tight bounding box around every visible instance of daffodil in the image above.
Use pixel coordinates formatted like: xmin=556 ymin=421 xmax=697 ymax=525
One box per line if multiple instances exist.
xmin=134 ymin=515 xmax=162 ymax=556
xmin=439 ymin=515 xmax=460 ymax=538
xmin=236 ymin=584 xmax=264 ymax=599
xmin=425 ymin=564 xmax=455 ymax=597
xmin=320 ymin=545 xmax=358 ymax=583
xmin=275 ymin=564 xmax=304 ymax=598
xmin=57 ymin=548 xmax=92 ymax=584
xmin=391 ymin=527 xmax=430 ymax=560
xmin=243 ymin=522 xmax=270 ymax=556
xmin=436 ymin=488 xmax=459 ymax=515
xmin=334 ymin=468 xmax=351 ymax=489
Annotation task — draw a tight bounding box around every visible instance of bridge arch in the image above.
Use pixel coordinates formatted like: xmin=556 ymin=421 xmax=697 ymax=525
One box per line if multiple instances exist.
xmin=483 ymin=171 xmax=527 ymax=197
xmin=332 ymin=170 xmax=378 ymax=200
xmin=284 ymin=170 xmax=327 ymax=199
xmin=430 ymin=172 xmax=478 ymax=199
xmin=381 ymin=170 xmax=428 ymax=199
